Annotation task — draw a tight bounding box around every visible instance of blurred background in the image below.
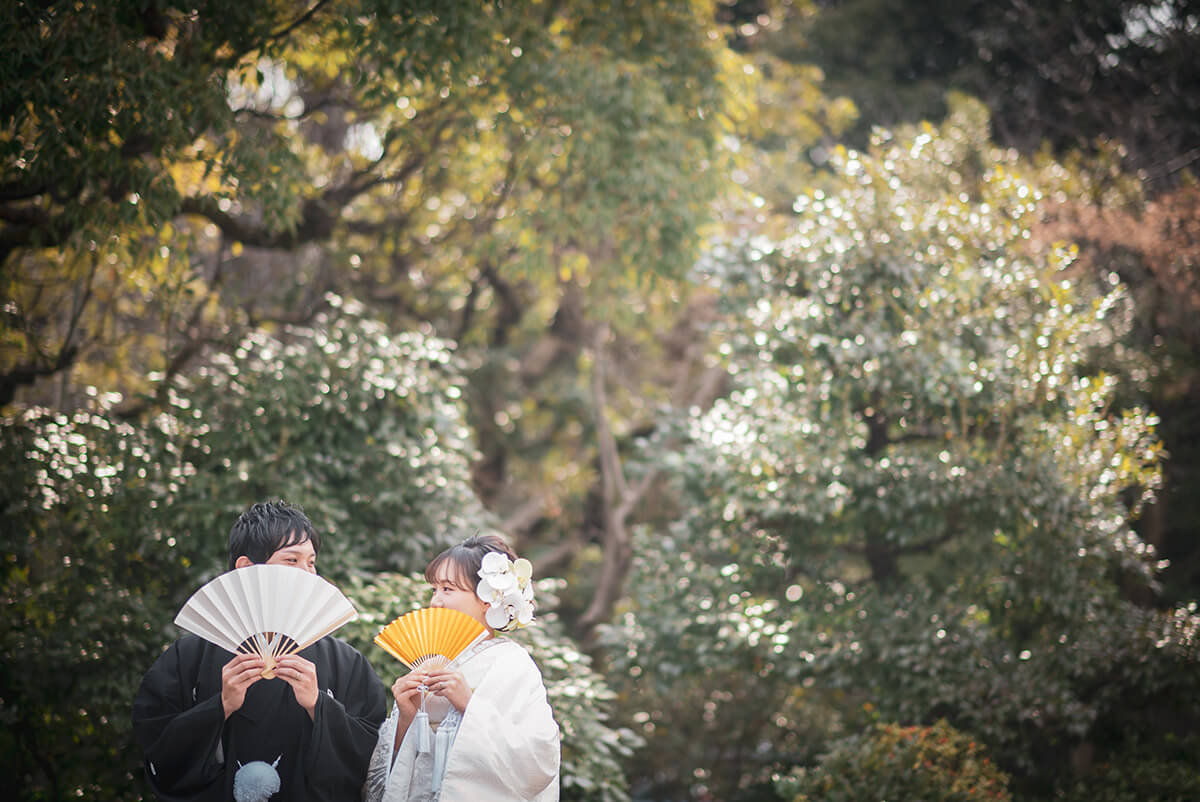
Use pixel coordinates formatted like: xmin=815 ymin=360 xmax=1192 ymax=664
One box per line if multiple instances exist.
xmin=3 ymin=1 xmax=1199 ymax=800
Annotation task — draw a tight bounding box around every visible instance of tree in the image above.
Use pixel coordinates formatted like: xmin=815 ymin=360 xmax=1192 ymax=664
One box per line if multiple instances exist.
xmin=1 ymin=408 xmax=186 ymax=800
xmin=1035 ymin=185 xmax=1200 ymax=605
xmin=604 ymin=97 xmax=1200 ymax=798
xmin=780 ymin=0 xmax=1200 ymax=183
xmin=725 ymin=0 xmax=1200 ymax=622
xmin=1 ymin=1 xmax=753 ymax=637
xmin=1 ymin=0 xmax=738 ymax=409
xmin=0 ymin=303 xmax=633 ymax=800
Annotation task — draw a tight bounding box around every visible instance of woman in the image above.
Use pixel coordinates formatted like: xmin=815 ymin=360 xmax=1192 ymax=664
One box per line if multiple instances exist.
xmin=364 ymin=534 xmax=560 ymax=802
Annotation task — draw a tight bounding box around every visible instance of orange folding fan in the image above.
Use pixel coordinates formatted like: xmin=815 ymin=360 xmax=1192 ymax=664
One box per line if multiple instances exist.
xmin=374 ymin=607 xmax=487 ymax=672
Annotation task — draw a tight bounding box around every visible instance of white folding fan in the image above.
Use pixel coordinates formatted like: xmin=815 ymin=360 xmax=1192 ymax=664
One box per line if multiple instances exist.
xmin=374 ymin=607 xmax=488 ymax=673
xmin=175 ymin=564 xmax=358 ymax=678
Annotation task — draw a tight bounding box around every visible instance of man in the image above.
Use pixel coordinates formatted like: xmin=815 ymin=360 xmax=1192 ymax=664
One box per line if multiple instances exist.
xmin=132 ymin=500 xmax=387 ymax=801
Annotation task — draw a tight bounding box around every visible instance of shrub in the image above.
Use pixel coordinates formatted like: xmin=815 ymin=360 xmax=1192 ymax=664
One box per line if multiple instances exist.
xmin=1049 ymin=734 xmax=1200 ymax=802
xmin=776 ymin=719 xmax=1012 ymax=802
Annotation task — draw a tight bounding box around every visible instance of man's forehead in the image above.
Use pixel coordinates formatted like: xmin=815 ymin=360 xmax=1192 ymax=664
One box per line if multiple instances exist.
xmin=275 ymin=540 xmax=315 ymax=556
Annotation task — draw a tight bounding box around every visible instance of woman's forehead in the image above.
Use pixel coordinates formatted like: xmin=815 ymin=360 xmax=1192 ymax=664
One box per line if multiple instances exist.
xmin=430 ymin=565 xmax=471 ymax=585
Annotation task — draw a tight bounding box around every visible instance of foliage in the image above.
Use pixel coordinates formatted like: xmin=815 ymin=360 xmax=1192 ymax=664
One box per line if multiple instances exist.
xmin=5 ymin=2 xmax=1200 ymax=801
xmin=720 ymin=0 xmax=1200 ymax=651
xmin=775 ymin=719 xmax=1012 ymax=802
xmin=1049 ymin=734 xmax=1200 ymax=802
xmin=1034 ymin=184 xmax=1200 ymax=604
xmin=0 ymin=304 xmax=493 ymax=799
xmin=149 ymin=297 xmax=489 ymax=578
xmin=2 ymin=4 xmax=751 ymax=799
xmin=2 ymin=300 xmax=639 ymax=800
xmin=1 ymin=0 xmax=741 ymax=409
xmin=0 ymin=408 xmax=187 ymax=800
xmin=1 ymin=0 xmax=757 ymax=640
xmin=0 ymin=0 xmax=315 ymax=404
xmin=765 ymin=0 xmax=982 ymax=144
xmin=602 ymin=96 xmax=1197 ymax=798
xmin=782 ymin=0 xmax=1200 ymax=177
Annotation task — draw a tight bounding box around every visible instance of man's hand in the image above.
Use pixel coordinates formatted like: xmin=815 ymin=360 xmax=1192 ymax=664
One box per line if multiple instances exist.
xmin=424 ymin=666 xmax=472 ymax=713
xmin=275 ymin=654 xmax=320 ymax=719
xmin=221 ymin=653 xmax=265 ymax=719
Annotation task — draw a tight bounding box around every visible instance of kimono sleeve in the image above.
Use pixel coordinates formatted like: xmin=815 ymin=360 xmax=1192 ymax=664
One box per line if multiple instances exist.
xmin=131 ymin=640 xmax=226 ymax=801
xmin=442 ymin=644 xmax=560 ymax=799
xmin=303 ymin=642 xmax=387 ymax=800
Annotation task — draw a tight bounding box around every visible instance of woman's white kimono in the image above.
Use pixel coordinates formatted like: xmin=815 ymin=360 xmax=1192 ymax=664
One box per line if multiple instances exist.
xmin=363 ymin=637 xmax=560 ymax=802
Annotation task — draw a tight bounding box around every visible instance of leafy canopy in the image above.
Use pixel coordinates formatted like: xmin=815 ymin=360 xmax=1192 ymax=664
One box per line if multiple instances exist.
xmin=603 ymin=96 xmax=1193 ymax=798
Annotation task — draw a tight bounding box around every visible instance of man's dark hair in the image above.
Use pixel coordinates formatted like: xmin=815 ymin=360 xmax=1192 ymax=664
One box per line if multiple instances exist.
xmin=227 ymin=499 xmax=321 ymax=570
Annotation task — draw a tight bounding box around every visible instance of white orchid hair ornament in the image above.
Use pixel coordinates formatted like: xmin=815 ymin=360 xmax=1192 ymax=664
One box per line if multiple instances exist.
xmin=476 ymin=551 xmax=536 ymax=632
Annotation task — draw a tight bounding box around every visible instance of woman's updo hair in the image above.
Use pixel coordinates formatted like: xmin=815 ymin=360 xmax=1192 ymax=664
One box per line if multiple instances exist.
xmin=425 ymin=534 xmax=517 ymax=591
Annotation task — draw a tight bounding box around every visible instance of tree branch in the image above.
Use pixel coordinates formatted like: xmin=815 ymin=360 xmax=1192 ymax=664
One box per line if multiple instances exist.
xmin=0 ymin=345 xmax=80 ymax=408
xmin=266 ymin=0 xmax=334 ymax=43
xmin=576 ymin=324 xmax=636 ymax=637
xmin=0 ymin=181 xmax=48 ymax=203
xmin=115 ymin=236 xmax=235 ymax=419
xmin=178 ymin=195 xmax=335 ymax=249
xmin=0 ymin=212 xmax=74 ymax=272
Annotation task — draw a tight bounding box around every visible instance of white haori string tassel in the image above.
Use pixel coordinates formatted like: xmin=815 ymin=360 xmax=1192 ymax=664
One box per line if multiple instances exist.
xmin=414 ymin=693 xmax=432 ymax=754
xmin=431 ymin=710 xmax=462 ymax=793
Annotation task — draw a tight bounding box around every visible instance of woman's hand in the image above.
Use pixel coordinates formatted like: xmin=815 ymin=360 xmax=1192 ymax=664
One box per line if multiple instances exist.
xmin=423 ymin=666 xmax=472 ymax=712
xmin=390 ymin=671 xmax=426 ymax=732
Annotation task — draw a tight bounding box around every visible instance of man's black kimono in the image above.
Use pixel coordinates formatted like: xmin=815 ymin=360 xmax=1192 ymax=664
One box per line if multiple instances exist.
xmin=132 ymin=634 xmax=387 ymax=801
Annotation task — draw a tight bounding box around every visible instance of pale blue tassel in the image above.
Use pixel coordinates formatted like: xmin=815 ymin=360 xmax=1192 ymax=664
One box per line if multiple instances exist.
xmin=415 ymin=709 xmax=431 ymax=753
xmin=431 ymin=711 xmax=461 ymax=793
